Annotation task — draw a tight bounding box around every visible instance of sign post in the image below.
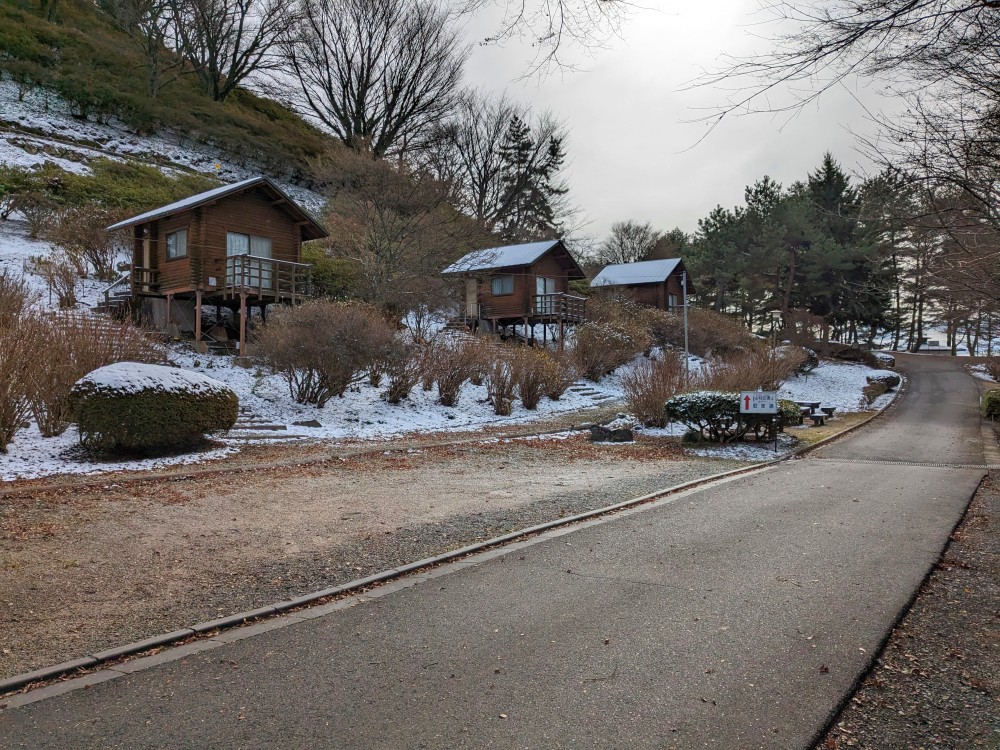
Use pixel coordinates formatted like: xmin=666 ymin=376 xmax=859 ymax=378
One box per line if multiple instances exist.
xmin=739 ymin=391 xmax=779 ymax=452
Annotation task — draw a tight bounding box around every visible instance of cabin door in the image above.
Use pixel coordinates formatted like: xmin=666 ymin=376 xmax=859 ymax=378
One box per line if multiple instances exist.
xmin=464 ymin=278 xmax=478 ymax=318
xmin=226 ymin=233 xmax=273 ymax=290
xmin=250 ymin=236 xmax=273 ymax=290
xmin=535 ymin=276 xmax=556 ymax=314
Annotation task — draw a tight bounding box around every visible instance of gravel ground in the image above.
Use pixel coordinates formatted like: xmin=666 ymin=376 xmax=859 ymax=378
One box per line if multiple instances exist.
xmin=0 ymin=432 xmax=749 ymax=680
xmin=820 ymin=473 xmax=1000 ymax=749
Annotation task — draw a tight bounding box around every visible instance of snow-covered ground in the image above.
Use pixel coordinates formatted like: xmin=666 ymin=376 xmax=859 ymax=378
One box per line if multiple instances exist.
xmin=0 ymin=79 xmax=324 ymax=212
xmin=0 ymin=348 xmax=895 ymax=481
xmin=0 ymin=219 xmax=116 ymax=310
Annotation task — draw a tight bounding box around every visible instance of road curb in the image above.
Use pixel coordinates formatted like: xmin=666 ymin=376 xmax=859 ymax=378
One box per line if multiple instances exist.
xmin=0 ymin=385 xmax=903 ymax=702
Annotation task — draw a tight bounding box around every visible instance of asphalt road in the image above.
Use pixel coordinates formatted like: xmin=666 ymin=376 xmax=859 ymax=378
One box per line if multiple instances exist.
xmin=0 ymin=354 xmax=987 ymax=749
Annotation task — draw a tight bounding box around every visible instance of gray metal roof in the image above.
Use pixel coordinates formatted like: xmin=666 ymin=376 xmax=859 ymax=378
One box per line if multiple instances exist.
xmin=590 ymin=258 xmax=683 ymax=287
xmin=441 ymin=240 xmax=561 ymax=274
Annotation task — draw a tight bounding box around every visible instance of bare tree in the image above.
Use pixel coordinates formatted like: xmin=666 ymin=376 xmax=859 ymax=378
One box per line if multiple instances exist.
xmin=420 ymin=91 xmax=570 ymax=238
xmin=458 ymin=0 xmax=628 ymax=74
xmin=170 ymin=0 xmax=297 ymax=101
xmin=100 ymin=0 xmax=185 ymax=97
xmin=597 ymin=220 xmax=663 ymax=265
xmin=284 ymin=0 xmax=468 ymax=158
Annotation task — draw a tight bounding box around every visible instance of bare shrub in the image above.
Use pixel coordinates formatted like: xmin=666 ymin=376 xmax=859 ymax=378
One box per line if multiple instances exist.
xmin=363 ymin=320 xmax=398 ymax=388
xmin=45 ymin=207 xmax=127 ymax=282
xmin=0 ymin=270 xmax=38 ymax=329
xmin=699 ymin=347 xmax=805 ymax=392
xmin=482 ymin=343 xmax=517 ymax=416
xmin=622 ymin=352 xmax=685 ymax=427
xmin=255 ymin=300 xmax=395 ymax=407
xmin=429 ymin=339 xmax=475 ymax=407
xmin=17 ymin=192 xmax=57 ymax=239
xmin=541 ymin=349 xmax=578 ymax=400
xmin=573 ymin=320 xmax=650 ymax=382
xmin=512 ymin=347 xmax=549 ymax=410
xmin=31 ymin=250 xmax=79 ymax=308
xmin=0 ymin=272 xmax=41 ymax=452
xmin=0 ymin=326 xmax=38 ymax=452
xmin=382 ymin=339 xmax=422 ymax=404
xmin=27 ymin=312 xmax=162 ymax=437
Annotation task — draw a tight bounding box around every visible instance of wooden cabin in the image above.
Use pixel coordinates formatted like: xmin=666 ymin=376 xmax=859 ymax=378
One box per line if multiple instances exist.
xmin=441 ymin=240 xmax=587 ymax=339
xmin=106 ymin=176 xmax=328 ymax=350
xmin=589 ymin=258 xmax=693 ymax=311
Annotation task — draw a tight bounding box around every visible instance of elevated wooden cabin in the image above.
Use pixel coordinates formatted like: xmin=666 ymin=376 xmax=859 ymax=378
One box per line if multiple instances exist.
xmin=106 ymin=177 xmax=328 ymax=349
xmin=442 ymin=240 xmax=587 ymax=338
xmin=589 ymin=258 xmax=693 ymax=311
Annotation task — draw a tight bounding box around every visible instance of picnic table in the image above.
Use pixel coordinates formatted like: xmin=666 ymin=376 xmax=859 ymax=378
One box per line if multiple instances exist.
xmin=795 ymin=401 xmax=835 ymax=426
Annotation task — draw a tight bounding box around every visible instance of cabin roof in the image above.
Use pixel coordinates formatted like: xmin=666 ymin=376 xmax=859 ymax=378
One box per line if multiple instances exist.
xmin=106 ymin=176 xmax=329 ymax=240
xmin=442 ymin=240 xmax=584 ymax=278
xmin=590 ymin=258 xmax=685 ymax=287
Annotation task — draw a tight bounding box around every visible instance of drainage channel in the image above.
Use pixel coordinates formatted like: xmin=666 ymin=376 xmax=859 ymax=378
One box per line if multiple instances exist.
xmin=808 ymin=457 xmax=1000 ymax=470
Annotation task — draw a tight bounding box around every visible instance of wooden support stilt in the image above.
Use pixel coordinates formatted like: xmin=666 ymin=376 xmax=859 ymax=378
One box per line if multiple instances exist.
xmin=194 ymin=290 xmax=202 ymax=343
xmin=239 ymin=292 xmax=248 ymax=356
xmin=165 ymin=294 xmax=172 ymax=333
xmin=559 ymin=320 xmax=565 ymax=352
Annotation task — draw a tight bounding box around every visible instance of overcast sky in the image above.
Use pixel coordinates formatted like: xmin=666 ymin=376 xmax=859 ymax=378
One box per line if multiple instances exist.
xmin=460 ymin=0 xmax=894 ymax=243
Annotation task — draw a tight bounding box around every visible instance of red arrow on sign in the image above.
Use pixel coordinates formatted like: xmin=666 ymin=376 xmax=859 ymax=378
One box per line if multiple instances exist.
xmin=744 ymin=395 xmax=751 ymax=410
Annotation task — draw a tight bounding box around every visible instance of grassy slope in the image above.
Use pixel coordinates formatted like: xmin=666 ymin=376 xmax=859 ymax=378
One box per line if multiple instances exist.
xmin=0 ymin=0 xmax=336 ymax=183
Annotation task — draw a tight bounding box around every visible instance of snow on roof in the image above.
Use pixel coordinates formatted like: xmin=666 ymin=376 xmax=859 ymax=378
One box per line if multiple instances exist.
xmin=106 ymin=177 xmax=264 ymax=231
xmin=75 ymin=362 xmax=234 ymax=396
xmin=590 ymin=259 xmax=682 ymax=287
xmin=441 ymin=240 xmax=561 ymax=274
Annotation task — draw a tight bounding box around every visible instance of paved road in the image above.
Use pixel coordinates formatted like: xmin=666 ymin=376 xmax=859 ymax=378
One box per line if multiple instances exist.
xmin=0 ymin=355 xmax=987 ymax=749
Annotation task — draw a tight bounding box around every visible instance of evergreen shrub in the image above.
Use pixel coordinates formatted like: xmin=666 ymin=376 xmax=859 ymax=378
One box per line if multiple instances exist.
xmin=982 ymin=389 xmax=1000 ymax=419
xmin=664 ymin=391 xmax=741 ymax=442
xmin=71 ymin=363 xmax=237 ymax=455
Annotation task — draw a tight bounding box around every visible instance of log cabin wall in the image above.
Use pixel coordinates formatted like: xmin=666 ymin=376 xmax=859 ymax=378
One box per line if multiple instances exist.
xmin=200 ymin=190 xmax=300 ymax=292
xmin=479 ymin=267 xmax=531 ymax=318
xmin=531 ymin=254 xmax=573 ymax=294
xmin=157 ymin=212 xmax=197 ymax=293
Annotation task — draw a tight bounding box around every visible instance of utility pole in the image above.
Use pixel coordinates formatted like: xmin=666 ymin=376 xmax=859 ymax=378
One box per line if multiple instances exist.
xmin=683 ymin=271 xmax=689 ymax=386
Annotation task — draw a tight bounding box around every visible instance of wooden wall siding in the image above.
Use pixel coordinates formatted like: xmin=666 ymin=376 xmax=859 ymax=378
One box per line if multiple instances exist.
xmin=476 ymin=257 xmax=579 ymax=319
xmin=630 ymin=283 xmax=663 ymax=309
xmin=479 ymin=268 xmax=532 ymax=318
xmin=129 ymin=187 xmax=305 ymax=297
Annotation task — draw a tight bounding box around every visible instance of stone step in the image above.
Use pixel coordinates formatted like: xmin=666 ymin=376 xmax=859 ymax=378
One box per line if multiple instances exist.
xmin=232 ymin=423 xmax=287 ymax=431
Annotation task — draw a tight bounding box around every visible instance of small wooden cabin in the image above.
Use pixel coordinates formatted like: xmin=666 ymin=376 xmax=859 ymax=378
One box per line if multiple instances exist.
xmin=441 ymin=240 xmax=587 ymax=337
xmin=106 ymin=176 xmax=328 ymax=348
xmin=589 ymin=258 xmax=693 ymax=311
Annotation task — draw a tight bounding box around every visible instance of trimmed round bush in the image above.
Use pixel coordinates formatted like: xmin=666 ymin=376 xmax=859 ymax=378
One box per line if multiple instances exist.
xmin=665 ymin=391 xmax=740 ymax=442
xmin=982 ymin=389 xmax=1000 ymax=419
xmin=866 ymin=370 xmax=901 ymax=390
xmin=70 ymin=363 xmax=238 ymax=455
xmin=778 ymin=398 xmax=802 ymax=426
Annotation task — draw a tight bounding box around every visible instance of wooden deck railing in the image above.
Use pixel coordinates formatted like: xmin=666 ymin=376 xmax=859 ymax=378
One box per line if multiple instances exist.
xmin=130 ymin=265 xmax=160 ymax=295
xmin=219 ymin=254 xmax=313 ymax=302
xmin=532 ymin=293 xmax=587 ymax=322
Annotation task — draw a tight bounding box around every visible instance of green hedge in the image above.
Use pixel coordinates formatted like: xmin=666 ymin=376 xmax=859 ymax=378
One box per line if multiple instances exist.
xmin=70 ymin=365 xmax=237 ymax=455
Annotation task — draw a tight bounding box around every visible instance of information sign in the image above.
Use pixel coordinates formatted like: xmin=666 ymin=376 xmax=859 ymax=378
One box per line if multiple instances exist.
xmin=739 ymin=391 xmax=778 ymax=414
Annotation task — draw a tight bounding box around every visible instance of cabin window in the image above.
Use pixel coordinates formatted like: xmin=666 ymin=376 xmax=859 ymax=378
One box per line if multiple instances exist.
xmin=491 ymin=275 xmax=514 ymax=296
xmin=668 ymin=293 xmax=679 ymax=310
xmin=166 ymin=229 xmax=187 ymax=260
xmin=227 ymin=232 xmax=272 ymax=258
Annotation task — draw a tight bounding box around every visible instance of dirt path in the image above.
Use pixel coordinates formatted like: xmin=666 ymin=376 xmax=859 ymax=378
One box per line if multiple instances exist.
xmin=0 ymin=432 xmax=749 ymax=679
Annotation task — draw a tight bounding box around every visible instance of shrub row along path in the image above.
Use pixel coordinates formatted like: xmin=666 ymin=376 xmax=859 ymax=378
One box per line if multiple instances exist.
xmin=1 ymin=355 xmax=990 ymax=748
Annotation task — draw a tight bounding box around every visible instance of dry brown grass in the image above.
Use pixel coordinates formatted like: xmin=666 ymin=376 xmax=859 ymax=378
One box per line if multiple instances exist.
xmin=27 ymin=312 xmax=163 ymax=437
xmin=622 ymin=353 xmax=685 ymax=427
xmin=698 ymin=347 xmax=806 ymax=392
